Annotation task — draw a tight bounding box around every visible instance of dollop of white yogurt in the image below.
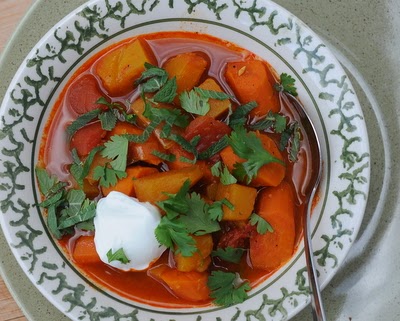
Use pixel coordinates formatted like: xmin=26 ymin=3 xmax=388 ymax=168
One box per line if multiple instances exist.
xmin=94 ymin=191 xmax=165 ymax=271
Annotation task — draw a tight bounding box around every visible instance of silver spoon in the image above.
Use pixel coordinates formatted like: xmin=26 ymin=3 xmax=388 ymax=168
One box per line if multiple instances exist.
xmin=281 ymin=92 xmax=326 ymax=321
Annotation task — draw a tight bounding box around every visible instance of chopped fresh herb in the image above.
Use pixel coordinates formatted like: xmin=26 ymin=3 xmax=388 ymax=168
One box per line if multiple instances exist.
xmin=212 ymin=247 xmax=246 ymax=264
xmin=106 ymin=248 xmax=130 ymax=264
xmin=211 ymin=161 xmax=237 ymax=185
xmin=208 ymin=271 xmax=251 ymax=306
xmin=101 ymin=135 xmax=129 ymax=172
xmin=93 ymin=165 xmax=127 ymax=188
xmin=58 ymin=198 xmax=96 ymax=230
xmin=229 ymin=126 xmax=284 ymax=183
xmin=180 ymin=90 xmax=210 ymax=116
xmin=125 ymin=118 xmax=161 ymax=143
xmin=135 ymin=64 xmax=169 ymax=93
xmin=168 ymin=133 xmax=199 ymax=161
xmin=66 ymin=109 xmax=101 ymax=138
xmin=279 ymin=122 xmax=301 ymax=162
xmin=250 ymin=111 xmax=287 ymax=133
xmin=198 ymin=135 xmax=229 ymax=160
xmin=274 ymin=73 xmax=298 ymax=96
xmin=194 ymin=87 xmax=233 ymax=100
xmin=249 ymin=213 xmax=274 ymax=235
xmin=70 ymin=146 xmax=104 ymax=186
xmin=151 ymin=150 xmax=176 ymax=162
xmin=157 ymin=180 xmax=191 ymax=219
xmin=208 ymin=198 xmax=234 ymax=222
xmin=155 ymin=216 xmax=197 ymax=257
xmin=178 ymin=192 xmax=221 ymax=236
xmin=228 ymin=101 xmax=257 ymax=127
xmin=98 ymin=109 xmax=117 ymax=131
xmin=153 ymin=77 xmax=177 ymax=103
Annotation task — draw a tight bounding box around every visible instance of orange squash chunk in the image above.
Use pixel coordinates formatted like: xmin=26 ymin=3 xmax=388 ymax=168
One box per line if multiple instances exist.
xmin=149 ymin=265 xmax=210 ymax=302
xmin=101 ymin=166 xmax=158 ymax=197
xmin=96 ymin=37 xmax=157 ymax=96
xmin=73 ymin=236 xmax=101 ymax=264
xmin=163 ymin=52 xmax=208 ymax=104
xmin=132 ymin=165 xmax=203 ymax=204
xmin=225 ymin=60 xmax=280 ymax=117
xmin=250 ymin=181 xmax=295 ymax=270
xmin=220 ymin=132 xmax=285 ymax=187
xmin=174 ymin=234 xmax=213 ymax=272
xmin=198 ymin=78 xmax=231 ymax=119
xmin=214 ymin=183 xmax=257 ymax=221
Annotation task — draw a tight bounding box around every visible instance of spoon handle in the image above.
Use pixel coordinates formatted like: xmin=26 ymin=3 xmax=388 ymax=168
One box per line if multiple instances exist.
xmin=304 ymin=198 xmax=327 ymax=321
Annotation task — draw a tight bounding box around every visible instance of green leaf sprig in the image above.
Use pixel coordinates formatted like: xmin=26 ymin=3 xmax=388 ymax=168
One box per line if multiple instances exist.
xmin=229 ymin=126 xmax=285 ymax=184
xmin=274 ymin=73 xmax=298 ymax=96
xmin=249 ymin=213 xmax=274 ymax=235
xmin=107 ymin=248 xmax=130 ymax=264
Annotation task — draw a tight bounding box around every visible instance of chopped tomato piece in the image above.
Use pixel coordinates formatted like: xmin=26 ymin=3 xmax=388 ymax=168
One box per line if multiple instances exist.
xmin=70 ymin=121 xmax=106 ymax=157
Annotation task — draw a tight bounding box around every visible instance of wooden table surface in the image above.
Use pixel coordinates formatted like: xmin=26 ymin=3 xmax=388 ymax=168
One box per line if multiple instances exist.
xmin=0 ymin=2 xmax=34 ymax=321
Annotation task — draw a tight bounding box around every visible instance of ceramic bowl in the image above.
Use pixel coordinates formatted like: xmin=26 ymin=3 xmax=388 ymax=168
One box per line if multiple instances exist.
xmin=0 ymin=0 xmax=370 ymax=320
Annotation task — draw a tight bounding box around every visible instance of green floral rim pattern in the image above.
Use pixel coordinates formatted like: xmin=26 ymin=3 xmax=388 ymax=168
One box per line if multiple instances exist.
xmin=0 ymin=0 xmax=370 ymax=320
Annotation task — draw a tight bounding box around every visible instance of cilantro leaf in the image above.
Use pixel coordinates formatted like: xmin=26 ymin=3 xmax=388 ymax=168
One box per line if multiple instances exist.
xmin=208 ymin=198 xmax=234 ymax=222
xmin=107 ymin=248 xmax=130 ymax=264
xmin=228 ymin=101 xmax=257 ymax=127
xmin=155 ymin=216 xmax=197 ymax=257
xmin=274 ymin=73 xmax=298 ymax=96
xmin=135 ymin=64 xmax=168 ymax=92
xmin=279 ymin=122 xmax=301 ymax=162
xmin=212 ymin=247 xmax=246 ymax=263
xmin=249 ymin=213 xmax=274 ymax=235
xmin=208 ymin=271 xmax=251 ymax=306
xmin=157 ymin=180 xmax=191 ymax=219
xmin=101 ymin=135 xmax=129 ymax=172
xmin=70 ymin=146 xmax=104 ymax=186
xmin=151 ymin=150 xmax=176 ymax=162
xmin=180 ymin=90 xmax=210 ymax=116
xmin=211 ymin=161 xmax=237 ymax=185
xmin=229 ymin=126 xmax=284 ymax=184
xmin=93 ymin=165 xmax=127 ymax=188
xmin=178 ymin=193 xmax=220 ymax=236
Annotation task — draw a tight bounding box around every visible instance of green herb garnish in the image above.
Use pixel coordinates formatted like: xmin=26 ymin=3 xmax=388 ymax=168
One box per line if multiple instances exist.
xmin=211 ymin=247 xmax=246 ymax=264
xmin=249 ymin=213 xmax=274 ymax=235
xmin=274 ymin=73 xmax=298 ymax=96
xmin=107 ymin=248 xmax=130 ymax=264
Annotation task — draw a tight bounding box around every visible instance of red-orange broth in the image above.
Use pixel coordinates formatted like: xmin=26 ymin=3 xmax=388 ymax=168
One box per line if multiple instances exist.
xmin=38 ymin=31 xmax=314 ymax=308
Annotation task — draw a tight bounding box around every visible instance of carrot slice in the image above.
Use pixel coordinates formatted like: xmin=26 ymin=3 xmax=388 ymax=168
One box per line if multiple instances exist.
xmin=73 ymin=235 xmax=101 ymax=264
xmin=149 ymin=265 xmax=210 ymax=302
xmin=225 ymin=60 xmax=280 ymax=118
xmin=249 ymin=181 xmax=295 ymax=270
xmin=70 ymin=121 xmax=106 ymax=157
xmin=66 ymin=74 xmax=105 ymax=115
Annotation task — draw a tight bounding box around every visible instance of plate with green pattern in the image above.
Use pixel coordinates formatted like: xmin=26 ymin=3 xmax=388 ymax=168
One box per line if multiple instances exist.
xmin=0 ymin=0 xmax=370 ymax=320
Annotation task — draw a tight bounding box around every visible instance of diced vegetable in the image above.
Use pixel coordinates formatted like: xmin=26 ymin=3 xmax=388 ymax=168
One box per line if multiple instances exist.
xmin=225 ymin=60 xmax=280 ymax=117
xmin=96 ymin=37 xmax=157 ymax=96
xmin=149 ymin=265 xmax=210 ymax=302
xmin=86 ymin=153 xmax=110 ymax=185
xmin=249 ymin=181 xmax=295 ymax=270
xmin=214 ymin=183 xmax=257 ymax=221
xmin=174 ymin=234 xmax=213 ymax=272
xmin=101 ymin=166 xmax=158 ymax=197
xmin=70 ymin=121 xmax=106 ymax=157
xmin=132 ymin=165 xmax=203 ymax=204
xmin=198 ymin=78 xmax=231 ymax=119
xmin=66 ymin=74 xmax=106 ymax=115
xmin=108 ymin=122 xmax=163 ymax=165
xmin=220 ymin=132 xmax=285 ymax=187
xmin=163 ymin=52 xmax=208 ymax=104
xmin=73 ymin=235 xmax=101 ymax=264
xmin=184 ymin=116 xmax=231 ymax=154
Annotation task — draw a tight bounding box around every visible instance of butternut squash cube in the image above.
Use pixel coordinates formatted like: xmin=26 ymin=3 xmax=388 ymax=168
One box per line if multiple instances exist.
xmin=198 ymin=78 xmax=231 ymax=119
xmin=96 ymin=37 xmax=157 ymax=96
xmin=163 ymin=52 xmax=208 ymax=104
xmin=174 ymin=234 xmax=213 ymax=272
xmin=132 ymin=165 xmax=203 ymax=204
xmin=215 ymin=183 xmax=257 ymax=221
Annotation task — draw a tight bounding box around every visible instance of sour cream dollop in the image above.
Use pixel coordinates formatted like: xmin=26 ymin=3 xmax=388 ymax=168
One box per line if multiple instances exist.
xmin=94 ymin=191 xmax=166 ymax=271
